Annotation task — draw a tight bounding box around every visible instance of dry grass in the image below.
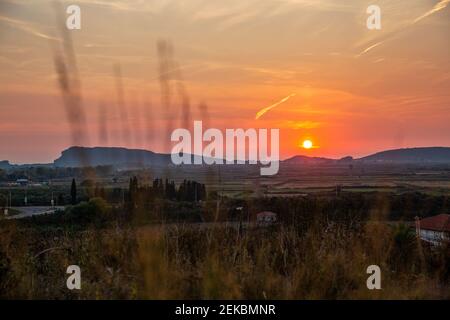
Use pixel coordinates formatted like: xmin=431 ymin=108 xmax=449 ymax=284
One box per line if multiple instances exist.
xmin=1 ymin=214 xmax=447 ymax=299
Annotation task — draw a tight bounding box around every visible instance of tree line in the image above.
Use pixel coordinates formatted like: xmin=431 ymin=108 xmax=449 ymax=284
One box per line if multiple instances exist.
xmin=129 ymin=177 xmax=206 ymax=208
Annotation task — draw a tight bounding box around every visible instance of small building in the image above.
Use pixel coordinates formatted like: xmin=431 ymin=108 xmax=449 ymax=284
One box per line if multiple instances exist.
xmin=256 ymin=211 xmax=277 ymax=224
xmin=415 ymin=214 xmax=450 ymax=246
xmin=335 ymin=184 xmax=342 ymax=196
xmin=16 ymin=178 xmax=29 ymax=186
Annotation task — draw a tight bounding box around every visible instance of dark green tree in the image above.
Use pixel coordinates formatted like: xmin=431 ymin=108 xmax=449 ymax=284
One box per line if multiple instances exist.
xmin=57 ymin=193 xmax=64 ymax=206
xmin=70 ymin=178 xmax=77 ymax=205
xmin=129 ymin=176 xmax=139 ymax=208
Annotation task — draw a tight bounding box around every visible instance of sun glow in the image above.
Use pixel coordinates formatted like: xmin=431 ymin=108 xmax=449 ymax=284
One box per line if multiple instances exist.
xmin=302 ymin=140 xmax=313 ymax=149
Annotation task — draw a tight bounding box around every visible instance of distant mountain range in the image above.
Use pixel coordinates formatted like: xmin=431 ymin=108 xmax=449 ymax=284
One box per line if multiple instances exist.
xmin=282 ymin=155 xmax=337 ymax=165
xmin=1 ymin=146 xmax=450 ymax=169
xmin=358 ymin=147 xmax=450 ymax=163
xmin=284 ymin=147 xmax=450 ymax=164
xmin=283 ymin=155 xmax=355 ymax=165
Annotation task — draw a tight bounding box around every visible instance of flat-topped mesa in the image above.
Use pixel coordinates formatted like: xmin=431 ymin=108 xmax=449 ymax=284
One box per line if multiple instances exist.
xmin=53 ymin=146 xmax=170 ymax=168
xmin=0 ymin=160 xmax=11 ymax=169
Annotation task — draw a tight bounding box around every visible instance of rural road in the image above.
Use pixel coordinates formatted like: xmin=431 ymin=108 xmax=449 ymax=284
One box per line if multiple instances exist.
xmin=3 ymin=208 xmax=276 ymax=230
xmin=5 ymin=206 xmax=65 ymax=219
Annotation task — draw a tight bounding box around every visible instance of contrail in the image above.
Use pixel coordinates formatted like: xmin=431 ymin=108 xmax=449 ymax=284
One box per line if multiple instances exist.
xmin=357 ymin=0 xmax=449 ymax=57
xmin=356 ymin=41 xmax=384 ymax=57
xmin=255 ymin=93 xmax=296 ymax=120
xmin=0 ymin=15 xmax=59 ymax=41
xmin=414 ymin=0 xmax=450 ymax=23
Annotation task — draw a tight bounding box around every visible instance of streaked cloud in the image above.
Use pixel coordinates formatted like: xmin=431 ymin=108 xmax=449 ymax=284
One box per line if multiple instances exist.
xmin=255 ymin=93 xmax=296 ymax=120
xmin=281 ymin=120 xmax=322 ymax=129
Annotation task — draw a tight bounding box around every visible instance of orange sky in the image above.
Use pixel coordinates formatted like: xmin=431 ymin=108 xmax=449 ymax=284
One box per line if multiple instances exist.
xmin=0 ymin=0 xmax=449 ymax=163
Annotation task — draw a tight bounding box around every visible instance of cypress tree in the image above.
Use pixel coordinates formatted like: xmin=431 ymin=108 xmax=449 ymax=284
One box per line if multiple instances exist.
xmin=70 ymin=178 xmax=77 ymax=205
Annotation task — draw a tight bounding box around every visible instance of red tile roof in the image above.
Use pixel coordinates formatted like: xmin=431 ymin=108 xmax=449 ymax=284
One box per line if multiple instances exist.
xmin=257 ymin=211 xmax=277 ymax=216
xmin=419 ymin=214 xmax=450 ymax=232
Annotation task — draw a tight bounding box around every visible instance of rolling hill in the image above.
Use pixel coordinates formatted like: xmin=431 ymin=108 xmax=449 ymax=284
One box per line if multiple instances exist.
xmin=358 ymin=147 xmax=450 ymax=163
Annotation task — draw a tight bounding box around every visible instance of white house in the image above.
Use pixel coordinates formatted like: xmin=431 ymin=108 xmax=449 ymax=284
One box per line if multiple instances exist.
xmin=415 ymin=214 xmax=450 ymax=246
xmin=256 ymin=211 xmax=277 ymax=225
xmin=16 ymin=178 xmax=29 ymax=186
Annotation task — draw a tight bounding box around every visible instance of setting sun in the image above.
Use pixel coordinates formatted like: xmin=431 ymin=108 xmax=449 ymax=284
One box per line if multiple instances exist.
xmin=302 ymin=140 xmax=313 ymax=149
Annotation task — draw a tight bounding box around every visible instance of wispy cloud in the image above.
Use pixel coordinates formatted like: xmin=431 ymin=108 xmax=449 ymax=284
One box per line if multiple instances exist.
xmin=255 ymin=93 xmax=296 ymax=119
xmin=0 ymin=15 xmax=58 ymax=41
xmin=74 ymin=0 xmax=143 ymax=11
xmin=281 ymin=120 xmax=322 ymax=129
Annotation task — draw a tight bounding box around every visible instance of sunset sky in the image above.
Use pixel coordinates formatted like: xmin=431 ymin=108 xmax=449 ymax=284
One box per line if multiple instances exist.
xmin=0 ymin=0 xmax=449 ymax=164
